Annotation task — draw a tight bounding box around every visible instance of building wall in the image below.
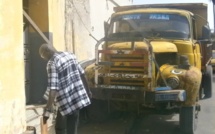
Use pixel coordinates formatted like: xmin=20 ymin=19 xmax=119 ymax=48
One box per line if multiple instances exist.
xmin=66 ymin=0 xmax=93 ymax=60
xmin=47 ymin=0 xmax=93 ymax=61
xmin=49 ymin=0 xmax=132 ymax=61
xmin=0 ymin=0 xmax=26 ymax=133
xmin=48 ymin=0 xmax=93 ymax=61
xmin=48 ymin=0 xmax=65 ymax=51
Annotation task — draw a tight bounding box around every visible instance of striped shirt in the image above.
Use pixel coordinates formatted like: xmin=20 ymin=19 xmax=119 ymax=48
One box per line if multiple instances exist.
xmin=44 ymin=52 xmax=91 ymax=116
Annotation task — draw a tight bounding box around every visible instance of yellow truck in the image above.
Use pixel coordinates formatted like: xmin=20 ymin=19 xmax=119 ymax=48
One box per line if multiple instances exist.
xmin=84 ymin=3 xmax=213 ymax=134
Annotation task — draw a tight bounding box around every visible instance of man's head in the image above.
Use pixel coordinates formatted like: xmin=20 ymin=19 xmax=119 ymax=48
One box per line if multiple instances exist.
xmin=39 ymin=43 xmax=57 ymax=60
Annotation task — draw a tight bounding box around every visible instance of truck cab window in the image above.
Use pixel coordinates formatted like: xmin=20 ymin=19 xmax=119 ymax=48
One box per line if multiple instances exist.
xmin=109 ymin=13 xmax=190 ymax=39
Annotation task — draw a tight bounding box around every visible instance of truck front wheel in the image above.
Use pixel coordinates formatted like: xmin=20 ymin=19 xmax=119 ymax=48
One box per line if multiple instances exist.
xmin=179 ymin=106 xmax=198 ymax=134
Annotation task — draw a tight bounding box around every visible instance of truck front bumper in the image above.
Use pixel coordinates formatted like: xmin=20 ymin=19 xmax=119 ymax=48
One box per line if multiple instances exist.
xmin=90 ymin=86 xmax=186 ymax=103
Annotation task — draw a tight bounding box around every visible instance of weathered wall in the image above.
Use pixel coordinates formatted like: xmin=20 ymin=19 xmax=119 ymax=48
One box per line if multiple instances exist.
xmin=0 ymin=0 xmax=26 ymax=133
xmin=49 ymin=0 xmax=132 ymax=61
xmin=72 ymin=0 xmax=132 ymax=60
xmin=64 ymin=0 xmax=94 ymax=60
xmin=48 ymin=0 xmax=93 ymax=61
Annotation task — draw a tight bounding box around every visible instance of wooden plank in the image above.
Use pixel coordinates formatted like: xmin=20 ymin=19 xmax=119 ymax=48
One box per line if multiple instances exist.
xmin=23 ymin=10 xmax=51 ymax=45
xmin=26 ymin=104 xmax=46 ymax=110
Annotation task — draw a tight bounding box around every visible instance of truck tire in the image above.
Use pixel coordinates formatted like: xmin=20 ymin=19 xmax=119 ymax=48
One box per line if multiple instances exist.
xmin=87 ymin=99 xmax=109 ymax=122
xmin=179 ymin=106 xmax=197 ymax=134
xmin=198 ymin=83 xmax=203 ymax=100
xmin=202 ymin=65 xmax=213 ymax=98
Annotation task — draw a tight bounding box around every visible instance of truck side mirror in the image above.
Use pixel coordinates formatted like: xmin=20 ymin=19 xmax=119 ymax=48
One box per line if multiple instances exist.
xmin=104 ymin=21 xmax=109 ymax=37
xmin=202 ymin=25 xmax=211 ymax=40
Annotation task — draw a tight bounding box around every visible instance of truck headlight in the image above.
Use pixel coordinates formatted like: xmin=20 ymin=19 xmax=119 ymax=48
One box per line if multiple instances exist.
xmin=166 ymin=76 xmax=180 ymax=89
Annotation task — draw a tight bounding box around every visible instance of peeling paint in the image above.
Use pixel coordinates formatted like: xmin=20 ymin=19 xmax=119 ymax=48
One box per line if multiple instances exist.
xmin=0 ymin=99 xmax=26 ymax=134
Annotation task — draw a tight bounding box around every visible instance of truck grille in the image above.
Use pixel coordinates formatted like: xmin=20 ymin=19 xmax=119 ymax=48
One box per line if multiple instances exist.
xmin=97 ymin=49 xmax=150 ymax=87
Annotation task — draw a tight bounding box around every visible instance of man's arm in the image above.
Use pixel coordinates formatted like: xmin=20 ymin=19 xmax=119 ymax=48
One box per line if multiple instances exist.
xmin=43 ymin=90 xmax=56 ymax=122
xmin=45 ymin=61 xmax=58 ymax=111
xmin=45 ymin=90 xmax=57 ymax=110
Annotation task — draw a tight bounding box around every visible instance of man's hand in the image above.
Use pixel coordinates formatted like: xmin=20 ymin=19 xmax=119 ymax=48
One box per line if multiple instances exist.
xmin=42 ymin=107 xmax=53 ymax=123
xmin=42 ymin=110 xmax=50 ymax=123
xmin=43 ymin=106 xmax=53 ymax=123
xmin=43 ymin=115 xmax=49 ymax=124
xmin=42 ymin=89 xmax=56 ymax=123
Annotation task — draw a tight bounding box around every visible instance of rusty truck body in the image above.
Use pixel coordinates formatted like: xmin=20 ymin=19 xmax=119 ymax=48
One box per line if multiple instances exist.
xmin=84 ymin=3 xmax=213 ymax=134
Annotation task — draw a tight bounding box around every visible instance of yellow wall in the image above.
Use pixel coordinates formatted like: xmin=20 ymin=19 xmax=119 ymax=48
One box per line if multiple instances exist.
xmin=48 ymin=0 xmax=65 ymax=51
xmin=29 ymin=0 xmax=49 ymax=32
xmin=0 ymin=0 xmax=26 ymax=133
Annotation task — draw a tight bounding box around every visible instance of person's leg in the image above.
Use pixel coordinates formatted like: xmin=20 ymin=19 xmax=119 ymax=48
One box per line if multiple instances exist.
xmin=55 ymin=110 xmax=67 ymax=134
xmin=66 ymin=110 xmax=79 ymax=134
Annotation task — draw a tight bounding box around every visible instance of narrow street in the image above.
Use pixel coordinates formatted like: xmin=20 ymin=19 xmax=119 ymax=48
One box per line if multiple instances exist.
xmin=78 ymin=75 xmax=215 ymax=134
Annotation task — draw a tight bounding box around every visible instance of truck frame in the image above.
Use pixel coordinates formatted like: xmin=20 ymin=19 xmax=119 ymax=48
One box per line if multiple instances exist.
xmin=84 ymin=3 xmax=213 ymax=134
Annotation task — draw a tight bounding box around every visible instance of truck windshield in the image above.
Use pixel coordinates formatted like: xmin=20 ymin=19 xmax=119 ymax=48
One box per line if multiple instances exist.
xmin=108 ymin=13 xmax=190 ymax=39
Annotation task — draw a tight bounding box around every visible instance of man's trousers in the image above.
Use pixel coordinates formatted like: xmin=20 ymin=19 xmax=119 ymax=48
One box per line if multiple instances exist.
xmin=55 ymin=110 xmax=79 ymax=134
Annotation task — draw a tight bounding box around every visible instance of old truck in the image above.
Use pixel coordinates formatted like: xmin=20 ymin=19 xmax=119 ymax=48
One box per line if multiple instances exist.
xmin=84 ymin=3 xmax=213 ymax=134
